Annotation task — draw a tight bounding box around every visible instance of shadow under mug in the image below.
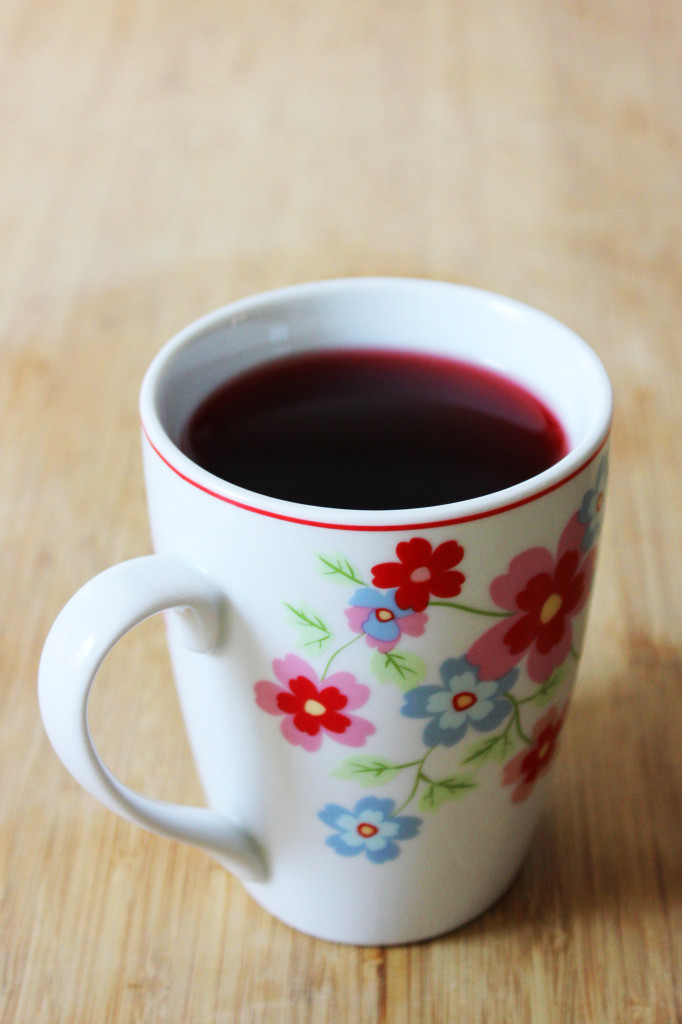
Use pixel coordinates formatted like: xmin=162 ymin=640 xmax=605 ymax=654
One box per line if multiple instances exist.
xmin=39 ymin=278 xmax=612 ymax=945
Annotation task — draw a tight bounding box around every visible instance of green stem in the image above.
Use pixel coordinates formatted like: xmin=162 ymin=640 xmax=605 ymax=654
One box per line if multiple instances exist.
xmin=516 ymin=689 xmax=546 ymax=707
xmin=519 ymin=666 xmax=564 ymax=705
xmin=320 ymin=634 xmax=362 ymax=680
xmin=503 ymin=694 xmax=533 ymax=746
xmin=428 ymin=601 xmax=512 ymax=618
xmin=392 ymin=748 xmax=435 ymax=815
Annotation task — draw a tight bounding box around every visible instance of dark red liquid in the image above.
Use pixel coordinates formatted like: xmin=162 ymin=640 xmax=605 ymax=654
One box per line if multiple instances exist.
xmin=180 ymin=348 xmax=568 ymax=510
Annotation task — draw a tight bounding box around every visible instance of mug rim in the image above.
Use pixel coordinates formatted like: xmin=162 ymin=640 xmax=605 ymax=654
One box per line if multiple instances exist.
xmin=140 ymin=277 xmax=613 ymax=532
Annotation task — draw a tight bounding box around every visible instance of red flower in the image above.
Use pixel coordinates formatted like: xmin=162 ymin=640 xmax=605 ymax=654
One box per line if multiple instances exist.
xmin=467 ymin=513 xmax=595 ymax=683
xmin=503 ymin=705 xmax=565 ymax=803
xmin=254 ymin=654 xmax=375 ymax=752
xmin=371 ymin=538 xmax=465 ymax=612
xmin=277 ymin=675 xmax=350 ymax=737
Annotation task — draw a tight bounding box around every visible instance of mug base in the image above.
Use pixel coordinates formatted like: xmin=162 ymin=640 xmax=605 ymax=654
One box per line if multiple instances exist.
xmin=243 ymin=863 xmax=523 ymax=946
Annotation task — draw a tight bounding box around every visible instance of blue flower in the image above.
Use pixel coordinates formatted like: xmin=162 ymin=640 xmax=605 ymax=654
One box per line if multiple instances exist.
xmin=345 ymin=587 xmax=427 ymax=653
xmin=318 ymin=796 xmax=421 ymax=863
xmin=578 ymin=456 xmax=608 ymax=551
xmin=401 ymin=655 xmax=517 ymax=747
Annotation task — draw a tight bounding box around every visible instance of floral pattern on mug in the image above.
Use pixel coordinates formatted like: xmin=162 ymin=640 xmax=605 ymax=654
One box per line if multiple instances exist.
xmin=318 ymin=796 xmax=421 ymax=863
xmin=371 ymin=538 xmax=465 ymax=612
xmin=345 ymin=587 xmax=428 ymax=653
xmin=252 ymin=454 xmax=607 ymax=862
xmin=467 ymin=512 xmax=596 ymax=684
xmin=401 ymin=656 xmax=517 ymax=747
xmin=502 ymin=704 xmax=566 ymax=803
xmin=254 ymin=654 xmax=375 ymax=752
xmin=578 ymin=456 xmax=607 ymax=551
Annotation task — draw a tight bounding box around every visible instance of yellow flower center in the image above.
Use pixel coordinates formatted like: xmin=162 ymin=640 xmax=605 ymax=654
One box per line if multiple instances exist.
xmin=452 ymin=691 xmax=477 ymax=712
xmin=357 ymin=822 xmax=379 ymax=838
xmin=376 ymin=608 xmax=395 ymax=622
xmin=537 ymin=740 xmax=552 ymax=761
xmin=303 ymin=698 xmax=327 ymax=717
xmin=540 ymin=593 xmax=563 ymax=624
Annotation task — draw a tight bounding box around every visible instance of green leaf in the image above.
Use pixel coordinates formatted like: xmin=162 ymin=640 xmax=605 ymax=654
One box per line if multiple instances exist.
xmin=418 ymin=774 xmax=477 ymax=812
xmin=284 ymin=603 xmax=333 ymax=652
xmin=370 ymin=649 xmax=426 ymax=691
xmin=317 ymin=553 xmax=366 ymax=586
xmin=461 ymin=731 xmax=515 ymax=767
xmin=332 ymin=755 xmax=401 ymax=786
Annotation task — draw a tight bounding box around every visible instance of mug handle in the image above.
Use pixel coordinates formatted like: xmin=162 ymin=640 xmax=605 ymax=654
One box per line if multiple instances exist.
xmin=38 ymin=555 xmax=267 ymax=882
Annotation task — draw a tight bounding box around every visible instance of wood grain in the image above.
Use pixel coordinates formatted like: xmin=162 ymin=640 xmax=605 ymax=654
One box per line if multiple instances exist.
xmin=2 ymin=0 xmax=681 ymax=1020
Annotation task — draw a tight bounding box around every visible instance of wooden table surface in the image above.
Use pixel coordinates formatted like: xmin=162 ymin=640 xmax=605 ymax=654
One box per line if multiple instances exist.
xmin=2 ymin=0 xmax=681 ymax=1020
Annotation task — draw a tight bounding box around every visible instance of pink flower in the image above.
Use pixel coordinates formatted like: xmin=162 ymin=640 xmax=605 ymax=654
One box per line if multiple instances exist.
xmin=344 ymin=587 xmax=427 ymax=653
xmin=503 ymin=705 xmax=566 ymax=803
xmin=254 ymin=654 xmax=375 ymax=752
xmin=468 ymin=513 xmax=595 ymax=684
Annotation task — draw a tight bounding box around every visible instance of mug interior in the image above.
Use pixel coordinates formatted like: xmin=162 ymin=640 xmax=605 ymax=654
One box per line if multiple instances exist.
xmin=141 ymin=278 xmax=612 ymax=525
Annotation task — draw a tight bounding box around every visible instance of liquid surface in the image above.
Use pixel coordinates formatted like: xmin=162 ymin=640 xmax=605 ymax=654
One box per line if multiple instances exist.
xmin=180 ymin=348 xmax=568 ymax=510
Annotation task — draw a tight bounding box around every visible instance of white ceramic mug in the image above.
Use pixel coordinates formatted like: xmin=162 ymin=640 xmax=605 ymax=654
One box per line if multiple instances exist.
xmin=39 ymin=279 xmax=612 ymax=945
